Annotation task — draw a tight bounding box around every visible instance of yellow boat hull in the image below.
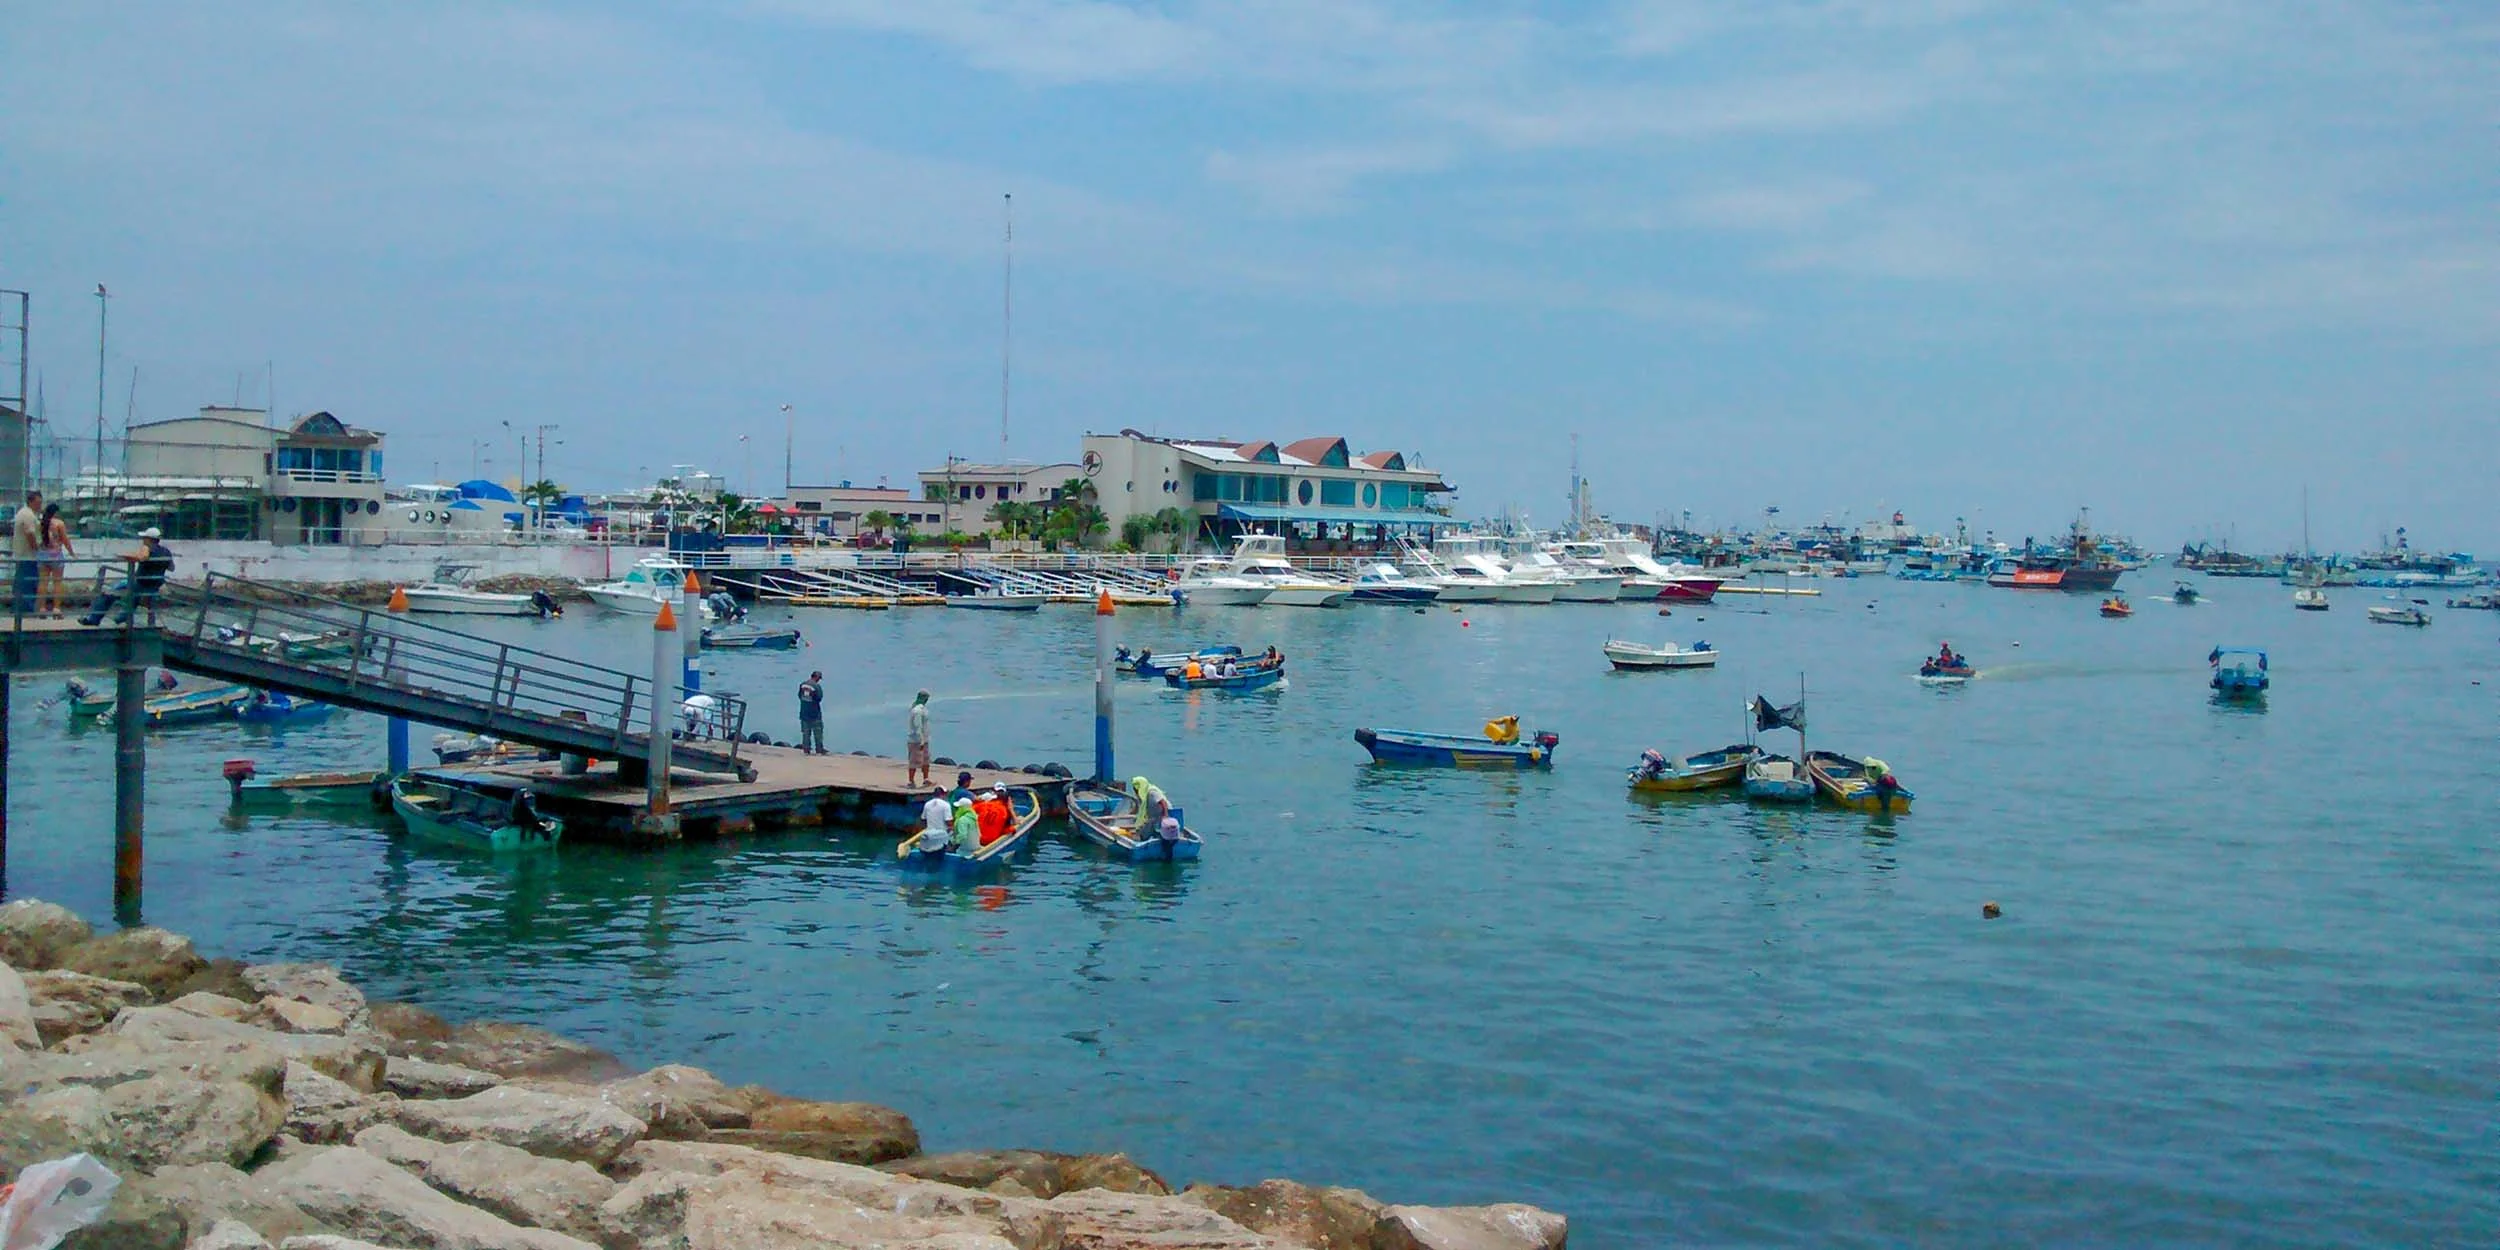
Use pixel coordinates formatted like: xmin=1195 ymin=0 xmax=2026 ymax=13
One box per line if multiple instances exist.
xmin=1627 ymin=762 xmax=1747 ymax=793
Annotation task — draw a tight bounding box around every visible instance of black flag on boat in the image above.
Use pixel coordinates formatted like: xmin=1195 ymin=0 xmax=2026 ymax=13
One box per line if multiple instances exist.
xmin=1751 ymin=695 xmax=1805 ymax=733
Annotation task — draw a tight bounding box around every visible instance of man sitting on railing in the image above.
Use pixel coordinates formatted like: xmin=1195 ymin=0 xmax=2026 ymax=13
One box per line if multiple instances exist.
xmin=79 ymin=529 xmax=174 ymax=627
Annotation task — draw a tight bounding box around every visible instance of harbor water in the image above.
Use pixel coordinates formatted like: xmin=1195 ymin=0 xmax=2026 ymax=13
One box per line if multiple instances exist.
xmin=5 ymin=583 xmax=2493 ymax=1247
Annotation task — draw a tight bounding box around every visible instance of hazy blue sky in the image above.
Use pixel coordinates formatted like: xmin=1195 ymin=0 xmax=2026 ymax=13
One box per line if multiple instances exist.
xmin=5 ymin=2 xmax=2492 ymax=551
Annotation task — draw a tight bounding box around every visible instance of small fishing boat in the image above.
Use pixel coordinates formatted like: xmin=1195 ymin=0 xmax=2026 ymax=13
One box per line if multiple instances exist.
xmin=401 ymin=565 xmax=559 ymax=617
xmin=389 ymin=775 xmax=562 ymax=852
xmin=583 ymin=557 xmax=713 ymax=616
xmin=946 ymin=591 xmax=1046 ymax=612
xmin=1917 ymin=647 xmax=1976 ymax=683
xmin=1627 ymin=743 xmax=1760 ymax=793
xmin=2172 ymin=581 xmax=2201 ymax=605
xmin=699 ymin=625 xmax=803 ymax=650
xmin=1804 ymin=750 xmax=1914 ymax=814
xmin=1742 ymin=754 xmax=1814 ymax=803
xmin=2099 ymin=596 xmax=2133 ymax=618
xmin=1354 ymin=718 xmax=1558 ymax=769
xmin=2446 ymin=591 xmax=2499 ymax=610
xmin=430 ymin=733 xmax=542 ymax=765
xmin=222 ymin=760 xmax=387 ymax=813
xmin=895 ymin=787 xmax=1043 ymax=874
xmin=234 ymin=691 xmax=333 ymax=725
xmin=2292 ymin=585 xmax=2330 ymax=611
xmin=1122 ymin=645 xmax=1241 ymax=677
xmin=1164 ymin=656 xmax=1284 ymax=691
xmin=1066 ymin=779 xmax=1203 ymax=862
xmin=1602 ymin=639 xmax=1717 ymax=670
xmin=2367 ymin=603 xmax=2430 ymax=626
xmin=112 ymin=684 xmax=255 ymax=728
xmin=2209 ymin=646 xmax=2268 ymax=697
xmin=1348 ymin=564 xmax=1441 ymax=604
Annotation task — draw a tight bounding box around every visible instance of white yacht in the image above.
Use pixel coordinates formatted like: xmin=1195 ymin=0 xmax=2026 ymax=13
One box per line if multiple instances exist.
xmin=1551 ymin=537 xmax=1727 ymax=602
xmin=1404 ymin=536 xmax=1558 ymax=604
xmin=400 ymin=565 xmax=548 ymax=616
xmin=584 ymin=557 xmax=715 ymax=617
xmin=1221 ymin=535 xmax=1349 ymax=607
xmin=1505 ymin=547 xmax=1624 ymax=603
xmin=1173 ymin=558 xmax=1277 ymax=607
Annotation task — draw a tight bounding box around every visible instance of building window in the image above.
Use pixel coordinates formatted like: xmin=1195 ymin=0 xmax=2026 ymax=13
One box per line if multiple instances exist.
xmin=976 ymin=484 xmax=988 ymax=499
xmin=1321 ymin=480 xmax=1355 ymax=507
xmin=1362 ymin=483 xmax=1377 ymax=508
xmin=1256 ymin=475 xmax=1285 ymax=504
xmin=959 ymin=485 xmax=972 ymax=500
xmin=1194 ymin=475 xmax=1218 ymax=502
xmin=1382 ymin=483 xmax=1410 ymax=509
xmin=798 ymin=501 xmax=821 ymax=512
xmin=1219 ymin=475 xmax=1243 ymax=502
xmin=1297 ymin=479 xmax=1314 ymax=505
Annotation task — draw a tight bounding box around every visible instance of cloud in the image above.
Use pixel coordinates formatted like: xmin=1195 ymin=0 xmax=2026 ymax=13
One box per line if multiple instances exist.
xmin=1204 ymin=142 xmax=1454 ymax=216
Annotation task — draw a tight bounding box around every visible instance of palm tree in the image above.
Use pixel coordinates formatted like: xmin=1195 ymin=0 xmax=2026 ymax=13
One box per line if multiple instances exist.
xmin=862 ymin=509 xmax=895 ymax=541
xmin=987 ymin=500 xmax=1035 ymax=539
xmin=714 ymin=491 xmax=757 ymax=534
xmin=1071 ymin=503 xmax=1110 ymax=547
xmin=1119 ymin=515 xmax=1152 ymax=551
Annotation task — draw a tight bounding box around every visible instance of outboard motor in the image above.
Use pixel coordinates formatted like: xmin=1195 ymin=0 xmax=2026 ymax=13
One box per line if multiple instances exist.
xmin=222 ymin=758 xmax=257 ymax=802
xmin=1533 ymin=732 xmax=1562 ymax=750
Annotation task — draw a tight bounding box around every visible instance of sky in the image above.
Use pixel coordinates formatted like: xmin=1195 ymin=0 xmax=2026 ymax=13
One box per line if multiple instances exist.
xmin=3 ymin=1 xmax=2493 ymax=553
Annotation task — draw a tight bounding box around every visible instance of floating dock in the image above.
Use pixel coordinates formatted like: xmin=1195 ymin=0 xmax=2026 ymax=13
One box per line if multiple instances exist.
xmin=440 ymin=745 xmax=1071 ymax=841
xmin=1715 ymin=584 xmax=1824 ymax=597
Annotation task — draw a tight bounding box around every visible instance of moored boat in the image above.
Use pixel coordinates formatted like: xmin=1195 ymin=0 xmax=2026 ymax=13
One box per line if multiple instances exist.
xmin=389 ymin=775 xmax=562 ymax=851
xmin=895 ymin=786 xmax=1043 ymax=874
xmin=1172 ymin=558 xmax=1277 ymax=607
xmin=1348 ymin=564 xmax=1441 ymax=604
xmin=1066 ymin=779 xmax=1203 ymax=862
xmin=222 ymin=760 xmax=387 ymax=813
xmin=1742 ymin=754 xmax=1814 ymax=803
xmin=1354 ymin=717 xmax=1558 ymax=768
xmin=584 ymin=557 xmax=711 ymax=616
xmin=1602 ymin=639 xmax=1718 ymax=670
xmin=699 ymin=625 xmax=803 ymax=650
xmin=946 ymin=591 xmax=1046 ymax=612
xmin=401 ymin=565 xmax=558 ymax=617
xmin=2292 ymin=585 xmax=2330 ymax=611
xmin=1628 ymin=744 xmax=1760 ymax=793
xmin=234 ymin=691 xmax=333 ymax=725
xmin=1220 ymin=536 xmax=1350 ymax=607
xmin=1804 ymin=750 xmax=1914 ymax=814
xmin=2209 ymin=646 xmax=2268 ymax=697
xmin=110 ymin=683 xmax=255 ymax=728
xmin=2367 ymin=604 xmax=2430 ymax=626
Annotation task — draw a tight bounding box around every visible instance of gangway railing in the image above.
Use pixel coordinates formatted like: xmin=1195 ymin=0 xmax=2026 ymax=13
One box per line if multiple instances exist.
xmin=152 ymin=574 xmax=753 ymax=779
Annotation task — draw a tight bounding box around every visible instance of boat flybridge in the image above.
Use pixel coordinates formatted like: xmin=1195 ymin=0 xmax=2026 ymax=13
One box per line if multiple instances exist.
xmin=1503 ymin=545 xmax=1624 ymax=603
xmin=1221 ymin=535 xmax=1350 ymax=607
xmin=1550 ymin=536 xmax=1727 ymax=602
xmin=1402 ymin=535 xmax=1559 ymax=604
xmin=1173 ymin=558 xmax=1276 ymax=607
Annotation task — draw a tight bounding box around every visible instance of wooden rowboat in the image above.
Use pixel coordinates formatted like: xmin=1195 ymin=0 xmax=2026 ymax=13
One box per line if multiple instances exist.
xmin=389 ymin=775 xmax=562 ymax=852
xmin=700 ymin=625 xmax=803 ymax=650
xmin=225 ymin=764 xmax=388 ymax=814
xmin=1804 ymin=750 xmax=1914 ymax=815
xmin=895 ymin=787 xmax=1044 ymax=875
xmin=1066 ymin=780 xmax=1202 ymax=862
xmin=1627 ymin=743 xmax=1760 ymax=793
xmin=1602 ymin=639 xmax=1718 ymax=670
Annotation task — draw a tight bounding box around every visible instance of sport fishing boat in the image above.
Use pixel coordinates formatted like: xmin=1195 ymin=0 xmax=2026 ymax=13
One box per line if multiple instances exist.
xmin=2209 ymin=647 xmax=2268 ymax=697
xmin=2367 ymin=603 xmax=2430 ymax=626
xmin=1164 ymin=654 xmax=1285 ymax=691
xmin=389 ymin=775 xmax=562 ymax=852
xmin=1742 ymin=754 xmax=1814 ymax=803
xmin=222 ymin=761 xmax=387 ymax=813
xmin=1602 ymin=639 xmax=1718 ymax=670
xmin=1220 ymin=536 xmax=1351 ymax=607
xmin=1066 ymin=779 xmax=1203 ymax=862
xmin=1172 ymin=557 xmax=1277 ymax=607
xmin=584 ymin=557 xmax=711 ymax=616
xmin=1353 ymin=717 xmax=1558 ymax=768
xmin=400 ymin=565 xmax=559 ymax=617
xmin=1347 ymin=564 xmax=1441 ymax=604
xmin=1627 ymin=744 xmax=1760 ymax=793
xmin=1407 ymin=536 xmax=1559 ymax=604
xmin=1505 ymin=547 xmax=1624 ymax=602
xmin=895 ymin=787 xmax=1043 ymax=875
xmin=1805 ymin=750 xmax=1914 ymax=814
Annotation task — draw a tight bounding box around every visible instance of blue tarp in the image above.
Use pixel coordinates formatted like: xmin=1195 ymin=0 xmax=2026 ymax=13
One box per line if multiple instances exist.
xmin=456 ymin=479 xmax=518 ymax=502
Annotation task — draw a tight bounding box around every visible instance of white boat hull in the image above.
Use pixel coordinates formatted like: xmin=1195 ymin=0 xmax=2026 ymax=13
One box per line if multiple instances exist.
xmin=402 ymin=588 xmax=539 ymax=616
xmin=1603 ymin=642 xmax=1718 ymax=669
xmin=1262 ymin=586 xmax=1349 ymax=608
xmin=1549 ymin=575 xmax=1623 ymax=603
xmin=1425 ymin=580 xmax=1502 ymax=603
xmin=1176 ymin=583 xmax=1275 ymax=606
xmin=1493 ymin=582 xmax=1558 ymax=604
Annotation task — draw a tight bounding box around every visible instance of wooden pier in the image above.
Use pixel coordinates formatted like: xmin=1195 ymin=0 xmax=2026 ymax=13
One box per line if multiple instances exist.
xmin=443 ymin=745 xmax=1071 ymax=840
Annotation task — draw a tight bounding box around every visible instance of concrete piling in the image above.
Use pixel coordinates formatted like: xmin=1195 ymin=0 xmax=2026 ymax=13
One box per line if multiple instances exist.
xmin=648 ymin=600 xmax=678 ymax=824
xmin=1094 ymin=590 xmax=1115 ymax=783
xmin=113 ymin=662 xmax=145 ymax=924
xmin=385 ymin=585 xmax=412 ymax=774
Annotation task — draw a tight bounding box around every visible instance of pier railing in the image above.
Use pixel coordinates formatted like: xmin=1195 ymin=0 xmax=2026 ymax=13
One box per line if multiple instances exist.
xmin=150 ymin=573 xmax=753 ymax=779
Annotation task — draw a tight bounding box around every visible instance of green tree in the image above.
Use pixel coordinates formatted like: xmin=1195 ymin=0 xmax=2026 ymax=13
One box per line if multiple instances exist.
xmin=714 ymin=491 xmax=758 ymax=534
xmin=1119 ymin=514 xmax=1152 ymax=550
xmin=862 ymin=509 xmax=895 ymax=540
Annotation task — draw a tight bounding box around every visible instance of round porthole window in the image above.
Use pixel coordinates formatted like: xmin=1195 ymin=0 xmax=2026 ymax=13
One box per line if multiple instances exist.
xmin=367 ymin=499 xmax=381 ymax=514
xmin=1362 ymin=483 xmax=1377 ymax=507
xmin=1297 ymin=479 xmax=1314 ymax=505
xmin=407 ymin=509 xmax=421 ymax=523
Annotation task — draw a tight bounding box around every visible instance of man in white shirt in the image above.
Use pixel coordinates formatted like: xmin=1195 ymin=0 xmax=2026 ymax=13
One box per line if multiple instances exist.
xmin=11 ymin=491 xmax=41 ymax=615
xmin=915 ymin=787 xmax=953 ymax=854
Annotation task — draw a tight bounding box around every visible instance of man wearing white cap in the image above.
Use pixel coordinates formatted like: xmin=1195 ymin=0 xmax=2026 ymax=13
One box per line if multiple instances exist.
xmin=80 ymin=528 xmax=173 ymax=627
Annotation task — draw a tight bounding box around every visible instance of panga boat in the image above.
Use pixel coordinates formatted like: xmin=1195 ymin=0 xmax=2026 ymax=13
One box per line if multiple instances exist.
xmin=2209 ymin=646 xmax=2268 ymax=697
xmin=113 ymin=684 xmax=255 ymax=728
xmin=1066 ymin=780 xmax=1203 ymax=862
xmin=1120 ymin=645 xmax=1240 ymax=678
xmin=1742 ymin=754 xmax=1814 ymax=803
xmin=2172 ymin=581 xmax=2201 ymax=605
xmin=1163 ymin=655 xmax=1285 ymax=691
xmin=222 ymin=760 xmax=386 ymax=813
xmin=430 ymin=733 xmax=542 ymax=765
xmin=1354 ymin=717 xmax=1558 ymax=769
xmin=1804 ymin=751 xmax=1914 ymax=814
xmin=389 ymin=775 xmax=562 ymax=852
xmin=946 ymin=591 xmax=1046 ymax=612
xmin=234 ymin=691 xmax=333 ymax=725
xmin=401 ymin=565 xmax=559 ymax=617
xmin=2293 ymin=585 xmax=2330 ymax=611
xmin=1628 ymin=744 xmax=1760 ymax=793
xmin=2367 ymin=604 xmax=2430 ymax=626
xmin=700 ymin=625 xmax=802 ymax=650
xmin=1918 ymin=660 xmax=1975 ymax=683
xmin=895 ymin=787 xmax=1043 ymax=874
xmin=1603 ymin=639 xmax=1717 ymax=670
xmin=2099 ymin=596 xmax=2133 ymax=618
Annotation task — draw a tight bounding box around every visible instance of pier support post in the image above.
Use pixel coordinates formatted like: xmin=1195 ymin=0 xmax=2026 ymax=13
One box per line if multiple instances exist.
xmin=1094 ymin=591 xmax=1116 ymax=784
xmin=643 ymin=601 xmax=678 ymax=835
xmin=385 ymin=586 xmax=411 ymax=774
xmin=0 ymin=675 xmax=10 ymax=897
xmin=682 ymin=571 xmax=702 ymax=694
xmin=113 ymin=663 xmax=145 ymax=926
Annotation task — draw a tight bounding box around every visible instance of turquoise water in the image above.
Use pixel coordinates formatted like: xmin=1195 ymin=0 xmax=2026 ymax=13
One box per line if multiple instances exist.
xmin=6 ymin=582 xmax=2495 ymax=1247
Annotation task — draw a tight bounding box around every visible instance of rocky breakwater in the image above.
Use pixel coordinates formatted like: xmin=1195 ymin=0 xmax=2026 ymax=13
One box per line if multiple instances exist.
xmin=0 ymin=899 xmax=1567 ymax=1250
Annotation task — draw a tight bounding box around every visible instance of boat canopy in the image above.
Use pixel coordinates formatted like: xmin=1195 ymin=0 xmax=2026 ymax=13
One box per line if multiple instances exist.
xmin=2209 ymin=647 xmax=2268 ymax=668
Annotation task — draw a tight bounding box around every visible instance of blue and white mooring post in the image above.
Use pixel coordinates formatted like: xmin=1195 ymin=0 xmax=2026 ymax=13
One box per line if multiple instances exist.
xmin=1094 ymin=590 xmax=1116 ymax=783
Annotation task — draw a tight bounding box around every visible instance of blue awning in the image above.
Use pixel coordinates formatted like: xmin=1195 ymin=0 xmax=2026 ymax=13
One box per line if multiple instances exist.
xmin=1217 ymin=503 xmax=1459 ymax=527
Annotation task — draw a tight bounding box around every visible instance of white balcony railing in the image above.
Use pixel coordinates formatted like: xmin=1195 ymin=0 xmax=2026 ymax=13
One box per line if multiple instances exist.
xmin=275 ymin=468 xmax=384 ymax=486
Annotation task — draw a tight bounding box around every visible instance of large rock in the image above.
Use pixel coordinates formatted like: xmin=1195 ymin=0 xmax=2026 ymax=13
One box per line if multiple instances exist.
xmin=597 ymin=1065 xmax=749 ymax=1139
xmin=284 ymin=1060 xmax=394 ymax=1144
xmin=1185 ymin=1180 xmax=1419 ymax=1250
xmin=60 ymin=928 xmax=209 ymax=998
xmin=365 ymin=1002 xmax=453 ymax=1054
xmin=0 ymin=898 xmax=92 ymax=970
xmin=1385 ymin=1204 xmax=1569 ymax=1250
xmin=355 ymin=1125 xmax=616 ymax=1244
xmin=707 ymin=1098 xmax=916 ymax=1164
xmin=887 ymin=1149 xmax=1172 ymax=1199
xmin=188 ymin=1220 xmax=275 ymax=1250
xmin=6 ymin=1037 xmax=287 ymax=1170
xmin=383 ymin=1056 xmax=503 ymax=1100
xmin=0 ymin=959 xmax=37 ymax=1048
xmin=260 ymin=999 xmax=349 ymax=1036
xmin=431 ymin=1021 xmax=625 ymax=1083
xmin=243 ymin=964 xmax=369 ymax=1031
xmin=169 ymin=959 xmax=262 ymax=1006
xmin=166 ymin=991 xmax=269 ymax=1025
xmin=599 ymin=1141 xmax=1051 ymax=1250
xmin=106 ymin=1006 xmax=386 ymax=1093
xmin=253 ymin=1146 xmax=597 ymax=1250
xmin=389 ymin=1086 xmax=645 ymax=1167
xmin=1044 ymin=1189 xmax=1280 ymax=1249
xmin=278 ymin=1240 xmax=400 ymax=1250
xmin=56 ymin=1178 xmax=185 ymax=1250
xmin=145 ymin=1162 xmax=327 ymax=1243
xmin=25 ymin=969 xmax=154 ymax=1046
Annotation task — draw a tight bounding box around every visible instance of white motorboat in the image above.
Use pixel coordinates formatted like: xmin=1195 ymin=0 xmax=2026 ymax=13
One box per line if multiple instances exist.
xmin=1221 ymin=536 xmax=1350 ymax=607
xmin=2293 ymin=585 xmax=2330 ymax=611
xmin=947 ymin=591 xmax=1046 ymax=611
xmin=1552 ymin=537 xmax=1728 ymax=602
xmin=2367 ymin=603 xmax=2430 ymax=626
xmin=1173 ymin=558 xmax=1277 ymax=607
xmin=1348 ymin=564 xmax=1441 ymax=604
xmin=1412 ymin=536 xmax=1559 ymax=603
xmin=399 ymin=565 xmax=547 ymax=616
xmin=584 ymin=557 xmax=712 ymax=617
xmin=1508 ymin=549 xmax=1624 ymax=602
xmin=1602 ymin=639 xmax=1718 ymax=670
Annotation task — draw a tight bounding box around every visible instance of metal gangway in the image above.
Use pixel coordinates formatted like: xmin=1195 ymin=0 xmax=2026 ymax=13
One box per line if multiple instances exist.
xmin=737 ymin=566 xmax=928 ymax=603
xmin=154 ymin=575 xmax=754 ymax=779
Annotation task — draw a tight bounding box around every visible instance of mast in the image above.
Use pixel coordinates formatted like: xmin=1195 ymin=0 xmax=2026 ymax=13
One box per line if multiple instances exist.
xmin=1000 ymin=192 xmax=1013 ymax=452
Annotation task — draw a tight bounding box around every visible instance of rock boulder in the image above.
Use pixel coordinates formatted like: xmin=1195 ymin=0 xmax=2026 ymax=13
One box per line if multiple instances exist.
xmin=254 ymin=1146 xmax=598 ymax=1250
xmin=383 ymin=1056 xmax=503 ymax=1100
xmin=59 ymin=927 xmax=208 ymax=998
xmin=1185 ymin=1180 xmax=1419 ymax=1250
xmin=7 ymin=1037 xmax=288 ymax=1170
xmin=708 ymin=1099 xmax=916 ymax=1165
xmin=1385 ymin=1204 xmax=1569 ymax=1250
xmin=598 ymin=1141 xmax=1048 ymax=1250
xmin=355 ymin=1124 xmax=617 ymax=1243
xmin=105 ymin=1005 xmax=385 ymax=1093
xmin=243 ymin=964 xmax=369 ymax=1030
xmin=365 ymin=1001 xmax=454 ymax=1053
xmin=261 ymin=998 xmax=349 ymax=1036
xmin=55 ymin=1176 xmax=185 ymax=1250
xmin=284 ymin=1060 xmax=395 ymax=1144
xmin=188 ymin=1219 xmax=276 ymax=1250
xmin=887 ymin=1148 xmax=1172 ymax=1199
xmin=169 ymin=958 xmax=263 ymax=1005
xmin=144 ymin=1162 xmax=328 ymax=1243
xmin=433 ymin=1021 xmax=626 ymax=1082
xmin=24 ymin=969 xmax=153 ymax=1046
xmin=388 ymin=1086 xmax=645 ymax=1168
xmin=0 ymin=898 xmax=92 ymax=970
xmin=0 ymin=959 xmax=38 ymax=1049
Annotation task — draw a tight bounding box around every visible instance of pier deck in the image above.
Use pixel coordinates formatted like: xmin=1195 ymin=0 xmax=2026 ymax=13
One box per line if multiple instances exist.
xmin=446 ymin=745 xmax=1068 ymax=840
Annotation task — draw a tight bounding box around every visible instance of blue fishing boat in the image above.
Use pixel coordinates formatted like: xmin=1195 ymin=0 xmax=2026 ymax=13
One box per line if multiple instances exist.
xmin=1164 ymin=656 xmax=1284 ymax=691
xmin=1742 ymin=753 xmax=1814 ymax=802
xmin=895 ymin=787 xmax=1043 ymax=875
xmin=1354 ymin=717 xmax=1558 ymax=769
xmin=1121 ymin=645 xmax=1240 ymax=678
xmin=1066 ymin=780 xmax=1202 ymax=862
xmin=235 ymin=691 xmax=334 ymax=725
xmin=114 ymin=684 xmax=255 ymax=728
xmin=2209 ymin=646 xmax=2268 ymax=696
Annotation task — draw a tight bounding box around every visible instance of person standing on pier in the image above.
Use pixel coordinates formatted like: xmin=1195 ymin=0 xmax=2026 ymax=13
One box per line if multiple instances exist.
xmin=905 ymin=690 xmax=932 ymax=786
xmin=797 ymin=670 xmax=825 ymax=755
xmin=11 ymin=490 xmax=42 ymax=616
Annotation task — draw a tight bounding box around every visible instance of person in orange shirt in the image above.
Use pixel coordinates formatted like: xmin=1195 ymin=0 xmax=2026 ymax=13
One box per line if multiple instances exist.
xmin=974 ymin=786 xmax=1013 ymax=847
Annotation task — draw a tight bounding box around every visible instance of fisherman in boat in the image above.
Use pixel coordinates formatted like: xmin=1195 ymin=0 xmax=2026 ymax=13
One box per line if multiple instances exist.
xmin=915 ymin=787 xmax=954 ymax=854
xmin=1182 ymin=659 xmax=1204 ymax=681
xmin=1637 ymin=748 xmax=1670 ymax=781
xmin=506 ymin=787 xmax=550 ymax=835
xmin=950 ymin=770 xmax=975 ymax=803
xmin=1128 ymin=775 xmax=1171 ymax=839
xmin=949 ymin=797 xmax=980 ymax=853
xmin=1263 ymin=646 xmax=1281 ymax=668
xmin=974 ymin=786 xmax=1012 ymax=847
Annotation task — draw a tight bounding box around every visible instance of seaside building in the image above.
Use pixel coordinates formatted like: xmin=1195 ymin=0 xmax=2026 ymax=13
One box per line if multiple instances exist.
xmin=1078 ymin=430 xmax=1454 ymax=551
xmin=912 ymin=460 xmax=1085 ymax=536
xmin=776 ymin=482 xmax=938 ymax=538
xmin=65 ymin=406 xmax=389 ymax=543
